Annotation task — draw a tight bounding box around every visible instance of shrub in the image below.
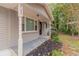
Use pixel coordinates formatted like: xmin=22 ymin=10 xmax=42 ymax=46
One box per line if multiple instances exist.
xmin=72 ymin=29 xmax=79 ymax=35
xmin=51 ymin=33 xmax=60 ymax=43
xmin=74 ymin=31 xmax=78 ymax=35
xmin=49 ymin=49 xmax=64 ymax=56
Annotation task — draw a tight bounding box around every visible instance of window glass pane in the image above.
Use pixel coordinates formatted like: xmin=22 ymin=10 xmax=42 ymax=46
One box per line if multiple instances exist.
xmin=22 ymin=17 xmax=25 ymax=31
xmin=26 ymin=18 xmax=34 ymax=31
xmin=35 ymin=21 xmax=37 ymax=30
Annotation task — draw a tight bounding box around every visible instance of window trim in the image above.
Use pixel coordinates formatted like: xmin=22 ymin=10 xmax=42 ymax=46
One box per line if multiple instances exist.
xmin=22 ymin=16 xmax=38 ymax=33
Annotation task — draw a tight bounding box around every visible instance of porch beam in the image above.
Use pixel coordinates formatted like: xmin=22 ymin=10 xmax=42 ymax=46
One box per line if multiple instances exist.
xmin=18 ymin=3 xmax=23 ymax=56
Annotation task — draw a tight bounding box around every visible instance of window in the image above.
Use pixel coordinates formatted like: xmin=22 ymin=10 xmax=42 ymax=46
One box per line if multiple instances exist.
xmin=26 ymin=18 xmax=34 ymax=31
xmin=22 ymin=17 xmax=38 ymax=32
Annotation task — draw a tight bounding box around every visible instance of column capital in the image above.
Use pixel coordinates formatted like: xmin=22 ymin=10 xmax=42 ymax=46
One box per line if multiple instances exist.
xmin=18 ymin=4 xmax=23 ymax=17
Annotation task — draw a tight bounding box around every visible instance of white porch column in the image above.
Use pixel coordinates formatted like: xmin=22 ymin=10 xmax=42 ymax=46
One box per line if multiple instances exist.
xmin=46 ymin=21 xmax=51 ymax=37
xmin=18 ymin=4 xmax=23 ymax=56
xmin=49 ymin=21 xmax=51 ymax=37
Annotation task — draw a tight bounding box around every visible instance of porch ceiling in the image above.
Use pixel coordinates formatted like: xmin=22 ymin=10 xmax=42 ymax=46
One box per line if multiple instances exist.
xmin=0 ymin=3 xmax=18 ymax=11
xmin=0 ymin=3 xmax=52 ymax=21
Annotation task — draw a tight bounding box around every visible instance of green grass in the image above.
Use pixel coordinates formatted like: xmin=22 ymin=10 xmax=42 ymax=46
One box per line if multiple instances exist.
xmin=58 ymin=34 xmax=79 ymax=52
xmin=49 ymin=49 xmax=64 ymax=56
xmin=69 ymin=40 xmax=79 ymax=49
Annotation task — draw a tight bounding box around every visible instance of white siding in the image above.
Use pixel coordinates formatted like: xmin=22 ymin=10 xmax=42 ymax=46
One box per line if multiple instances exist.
xmin=22 ymin=32 xmax=39 ymax=43
xmin=0 ymin=6 xmax=18 ymax=50
xmin=9 ymin=10 xmax=18 ymax=55
xmin=10 ymin=10 xmax=18 ymax=47
xmin=0 ymin=6 xmax=10 ymax=50
xmin=0 ymin=4 xmax=50 ymax=53
xmin=0 ymin=6 xmax=40 ymax=51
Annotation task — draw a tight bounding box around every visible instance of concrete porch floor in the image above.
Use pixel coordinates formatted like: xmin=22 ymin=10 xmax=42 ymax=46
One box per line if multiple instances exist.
xmin=0 ymin=48 xmax=17 ymax=56
xmin=23 ymin=36 xmax=49 ymax=56
xmin=11 ymin=36 xmax=49 ymax=56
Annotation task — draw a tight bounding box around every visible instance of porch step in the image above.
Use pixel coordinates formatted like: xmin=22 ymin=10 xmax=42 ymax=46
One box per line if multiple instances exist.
xmin=23 ymin=37 xmax=49 ymax=56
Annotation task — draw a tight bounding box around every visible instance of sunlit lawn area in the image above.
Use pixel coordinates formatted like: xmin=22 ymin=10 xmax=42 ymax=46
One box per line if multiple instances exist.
xmin=58 ymin=34 xmax=79 ymax=53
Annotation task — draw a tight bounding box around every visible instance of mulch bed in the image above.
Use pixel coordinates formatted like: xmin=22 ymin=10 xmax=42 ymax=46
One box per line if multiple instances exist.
xmin=26 ymin=39 xmax=62 ymax=56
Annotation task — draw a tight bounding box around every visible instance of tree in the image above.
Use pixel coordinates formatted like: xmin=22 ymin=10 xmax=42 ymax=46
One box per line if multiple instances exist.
xmin=49 ymin=3 xmax=79 ymax=35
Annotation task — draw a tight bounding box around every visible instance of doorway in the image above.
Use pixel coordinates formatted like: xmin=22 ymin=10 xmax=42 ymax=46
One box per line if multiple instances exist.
xmin=39 ymin=22 xmax=42 ymax=35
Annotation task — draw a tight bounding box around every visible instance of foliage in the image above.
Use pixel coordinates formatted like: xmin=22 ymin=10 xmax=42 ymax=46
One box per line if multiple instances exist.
xmin=50 ymin=4 xmax=79 ymax=35
xmin=51 ymin=32 xmax=60 ymax=43
xmin=52 ymin=4 xmax=69 ymax=34
xmin=49 ymin=49 xmax=64 ymax=56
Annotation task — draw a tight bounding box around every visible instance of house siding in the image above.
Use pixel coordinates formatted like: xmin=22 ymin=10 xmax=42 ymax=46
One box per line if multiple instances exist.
xmin=0 ymin=4 xmax=51 ymax=54
xmin=22 ymin=32 xmax=39 ymax=43
xmin=0 ymin=6 xmax=10 ymax=50
xmin=10 ymin=10 xmax=18 ymax=47
xmin=0 ymin=6 xmax=40 ymax=50
xmin=0 ymin=6 xmax=18 ymax=50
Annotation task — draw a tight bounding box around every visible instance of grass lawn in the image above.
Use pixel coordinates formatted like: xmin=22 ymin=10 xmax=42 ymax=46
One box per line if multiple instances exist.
xmin=58 ymin=34 xmax=79 ymax=53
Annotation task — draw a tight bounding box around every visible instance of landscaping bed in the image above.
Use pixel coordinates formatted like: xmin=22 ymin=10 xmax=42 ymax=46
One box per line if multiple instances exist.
xmin=26 ymin=39 xmax=62 ymax=56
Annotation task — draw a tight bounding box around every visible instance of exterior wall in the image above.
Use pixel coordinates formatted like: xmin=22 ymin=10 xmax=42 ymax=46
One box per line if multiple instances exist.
xmin=41 ymin=20 xmax=51 ymax=36
xmin=9 ymin=10 xmax=18 ymax=55
xmin=22 ymin=32 xmax=39 ymax=43
xmin=10 ymin=10 xmax=18 ymax=47
xmin=0 ymin=4 xmax=51 ymax=56
xmin=0 ymin=6 xmax=10 ymax=50
xmin=22 ymin=5 xmax=41 ymax=43
xmin=0 ymin=6 xmax=18 ymax=50
xmin=0 ymin=5 xmax=41 ymax=49
xmin=0 ymin=4 xmax=51 ymax=50
xmin=23 ymin=5 xmax=49 ymax=43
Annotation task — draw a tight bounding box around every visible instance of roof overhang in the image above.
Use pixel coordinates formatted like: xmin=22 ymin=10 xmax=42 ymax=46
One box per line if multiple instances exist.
xmin=0 ymin=3 xmax=52 ymax=21
xmin=0 ymin=3 xmax=18 ymax=11
xmin=39 ymin=4 xmax=53 ymax=20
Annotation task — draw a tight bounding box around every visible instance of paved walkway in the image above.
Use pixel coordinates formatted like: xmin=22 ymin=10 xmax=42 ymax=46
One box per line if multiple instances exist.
xmin=58 ymin=34 xmax=79 ymax=56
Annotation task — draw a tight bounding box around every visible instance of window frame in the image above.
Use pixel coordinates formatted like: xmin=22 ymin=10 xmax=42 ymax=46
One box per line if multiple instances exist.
xmin=22 ymin=16 xmax=38 ymax=33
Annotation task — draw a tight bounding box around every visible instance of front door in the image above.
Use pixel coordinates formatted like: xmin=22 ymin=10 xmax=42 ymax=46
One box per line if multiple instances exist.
xmin=39 ymin=22 xmax=42 ymax=35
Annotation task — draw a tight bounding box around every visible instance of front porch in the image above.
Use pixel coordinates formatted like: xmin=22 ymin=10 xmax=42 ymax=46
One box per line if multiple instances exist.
xmin=0 ymin=3 xmax=52 ymax=56
xmin=23 ymin=36 xmax=50 ymax=55
xmin=11 ymin=36 xmax=50 ymax=56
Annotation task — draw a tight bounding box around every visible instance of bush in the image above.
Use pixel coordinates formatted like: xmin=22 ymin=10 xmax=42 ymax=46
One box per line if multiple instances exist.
xmin=72 ymin=29 xmax=79 ymax=35
xmin=49 ymin=49 xmax=64 ymax=56
xmin=51 ymin=33 xmax=60 ymax=43
xmin=74 ymin=31 xmax=78 ymax=35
